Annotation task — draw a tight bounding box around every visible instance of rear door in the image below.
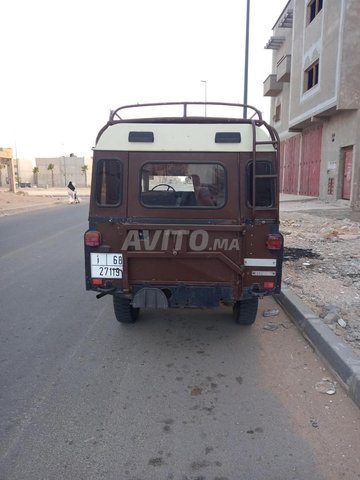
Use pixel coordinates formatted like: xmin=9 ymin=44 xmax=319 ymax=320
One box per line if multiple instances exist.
xmin=125 ymin=152 xmax=244 ymax=293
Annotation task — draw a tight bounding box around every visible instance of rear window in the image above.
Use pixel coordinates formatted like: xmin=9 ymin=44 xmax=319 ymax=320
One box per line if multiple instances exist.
xmin=140 ymin=162 xmax=226 ymax=208
xmin=247 ymin=160 xmax=275 ymax=207
xmin=96 ymin=159 xmax=122 ymax=206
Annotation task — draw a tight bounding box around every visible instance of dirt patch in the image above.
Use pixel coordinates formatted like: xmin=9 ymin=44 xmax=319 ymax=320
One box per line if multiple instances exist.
xmin=281 ymin=209 xmax=360 ymax=353
xmin=284 ymin=247 xmax=321 ymax=261
xmin=0 ymin=189 xmax=65 ymax=214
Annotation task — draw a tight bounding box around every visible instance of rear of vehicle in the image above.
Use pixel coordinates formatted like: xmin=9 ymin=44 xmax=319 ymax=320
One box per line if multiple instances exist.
xmin=84 ymin=102 xmax=283 ymax=325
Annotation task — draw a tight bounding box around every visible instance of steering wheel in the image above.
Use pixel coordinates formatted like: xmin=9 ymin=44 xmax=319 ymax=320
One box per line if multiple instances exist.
xmin=151 ymin=184 xmax=176 ymax=192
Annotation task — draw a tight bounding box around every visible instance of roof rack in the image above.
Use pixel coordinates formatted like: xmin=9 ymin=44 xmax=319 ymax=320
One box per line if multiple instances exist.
xmin=109 ymin=102 xmax=264 ymax=123
xmin=96 ymin=102 xmax=280 ymax=218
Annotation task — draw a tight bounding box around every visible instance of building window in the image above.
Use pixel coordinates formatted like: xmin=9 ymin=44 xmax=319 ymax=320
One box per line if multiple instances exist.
xmin=308 ymin=0 xmax=323 ymax=24
xmin=274 ymin=104 xmax=281 ymax=123
xmin=305 ymin=60 xmax=319 ymax=91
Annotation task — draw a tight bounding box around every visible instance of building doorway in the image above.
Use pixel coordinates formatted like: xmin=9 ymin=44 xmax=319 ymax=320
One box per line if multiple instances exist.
xmin=341 ymin=147 xmax=353 ymax=200
xmin=299 ymin=125 xmax=322 ymax=197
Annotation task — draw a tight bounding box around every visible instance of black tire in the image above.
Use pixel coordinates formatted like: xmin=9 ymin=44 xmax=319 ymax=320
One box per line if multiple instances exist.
xmin=113 ymin=295 xmax=140 ymax=323
xmin=233 ymin=298 xmax=258 ymax=325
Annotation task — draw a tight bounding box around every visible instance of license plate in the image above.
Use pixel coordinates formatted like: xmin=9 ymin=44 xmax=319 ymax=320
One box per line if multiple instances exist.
xmin=90 ymin=253 xmax=123 ymax=278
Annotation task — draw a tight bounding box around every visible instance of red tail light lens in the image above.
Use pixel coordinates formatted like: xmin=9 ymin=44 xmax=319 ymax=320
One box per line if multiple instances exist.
xmin=266 ymin=234 xmax=283 ymax=250
xmin=85 ymin=231 xmax=101 ymax=247
xmin=92 ymin=278 xmax=104 ymax=285
xmin=264 ymin=282 xmax=275 ymax=289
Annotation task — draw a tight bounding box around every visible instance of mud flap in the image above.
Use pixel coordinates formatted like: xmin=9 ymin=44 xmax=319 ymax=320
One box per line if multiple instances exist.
xmin=132 ymin=288 xmax=169 ymax=309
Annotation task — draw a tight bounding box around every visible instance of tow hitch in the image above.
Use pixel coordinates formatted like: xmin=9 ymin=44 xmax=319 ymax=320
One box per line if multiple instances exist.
xmin=96 ymin=287 xmax=116 ymax=299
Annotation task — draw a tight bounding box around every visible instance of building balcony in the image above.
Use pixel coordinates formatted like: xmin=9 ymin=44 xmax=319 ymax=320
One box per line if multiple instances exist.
xmin=277 ymin=54 xmax=291 ymax=82
xmin=278 ymin=8 xmax=293 ymax=28
xmin=264 ymin=36 xmax=285 ymax=50
xmin=263 ymin=74 xmax=283 ymax=97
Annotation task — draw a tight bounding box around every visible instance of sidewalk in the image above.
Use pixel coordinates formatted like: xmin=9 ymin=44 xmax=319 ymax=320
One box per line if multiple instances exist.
xmin=280 ymin=193 xmax=360 ymax=222
xmin=0 ymin=187 xmax=90 ymax=216
xmin=24 ymin=186 xmax=91 ymax=197
xmin=276 ymin=194 xmax=360 ymax=407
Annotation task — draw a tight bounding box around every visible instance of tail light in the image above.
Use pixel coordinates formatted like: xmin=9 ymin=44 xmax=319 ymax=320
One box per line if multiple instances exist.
xmin=266 ymin=233 xmax=283 ymax=250
xmin=264 ymin=282 xmax=275 ymax=289
xmin=92 ymin=278 xmax=104 ymax=286
xmin=85 ymin=230 xmax=101 ymax=247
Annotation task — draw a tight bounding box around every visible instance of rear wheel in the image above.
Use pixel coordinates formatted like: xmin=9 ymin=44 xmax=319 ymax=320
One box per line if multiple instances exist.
xmin=233 ymin=298 xmax=258 ymax=325
xmin=113 ymin=295 xmax=140 ymax=323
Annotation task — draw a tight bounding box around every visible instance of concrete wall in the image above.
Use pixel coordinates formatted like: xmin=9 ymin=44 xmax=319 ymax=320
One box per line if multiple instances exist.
xmin=319 ymin=110 xmax=359 ymax=200
xmin=289 ymin=0 xmax=340 ymax=127
xmin=15 ymin=158 xmax=34 ymax=184
xmin=35 ymin=156 xmax=91 ymax=188
xmin=338 ymin=0 xmax=360 ymax=110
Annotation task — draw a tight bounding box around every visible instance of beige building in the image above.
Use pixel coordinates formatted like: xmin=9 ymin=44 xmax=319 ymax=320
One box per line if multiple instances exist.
xmin=0 ymin=147 xmax=16 ymax=191
xmin=15 ymin=158 xmax=34 ymax=185
xmin=264 ymin=0 xmax=360 ymax=210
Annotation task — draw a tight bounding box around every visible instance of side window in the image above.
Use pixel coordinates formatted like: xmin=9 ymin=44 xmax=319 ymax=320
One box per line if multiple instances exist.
xmin=247 ymin=160 xmax=275 ymax=208
xmin=307 ymin=0 xmax=323 ymax=24
xmin=304 ymin=60 xmax=319 ymax=92
xmin=96 ymin=159 xmax=122 ymax=206
xmin=140 ymin=162 xmax=226 ymax=208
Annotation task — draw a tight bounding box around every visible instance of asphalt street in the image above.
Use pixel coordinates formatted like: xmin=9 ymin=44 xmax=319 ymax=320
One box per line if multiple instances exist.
xmin=0 ymin=202 xmax=359 ymax=480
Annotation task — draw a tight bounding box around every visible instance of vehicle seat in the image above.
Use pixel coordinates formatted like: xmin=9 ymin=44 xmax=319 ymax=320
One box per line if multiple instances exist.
xmin=192 ymin=175 xmax=216 ymax=206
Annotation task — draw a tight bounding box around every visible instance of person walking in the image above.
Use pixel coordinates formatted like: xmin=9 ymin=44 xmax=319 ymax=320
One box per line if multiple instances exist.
xmin=67 ymin=181 xmax=76 ymax=204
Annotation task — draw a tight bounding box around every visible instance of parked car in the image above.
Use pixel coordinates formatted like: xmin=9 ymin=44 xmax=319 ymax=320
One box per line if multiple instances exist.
xmin=84 ymin=102 xmax=283 ymax=325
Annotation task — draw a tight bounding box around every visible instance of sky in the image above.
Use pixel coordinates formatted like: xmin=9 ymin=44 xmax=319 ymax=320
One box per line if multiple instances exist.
xmin=0 ymin=0 xmax=287 ymax=160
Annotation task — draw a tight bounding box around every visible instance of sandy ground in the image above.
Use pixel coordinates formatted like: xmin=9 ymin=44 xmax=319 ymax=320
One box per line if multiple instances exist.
xmin=0 ymin=189 xmax=65 ymax=212
xmin=0 ymin=187 xmax=90 ymax=214
xmin=280 ymin=201 xmax=360 ymax=353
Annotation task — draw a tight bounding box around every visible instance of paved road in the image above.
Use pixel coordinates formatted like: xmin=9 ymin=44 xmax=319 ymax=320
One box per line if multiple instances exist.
xmin=0 ymin=203 xmax=359 ymax=480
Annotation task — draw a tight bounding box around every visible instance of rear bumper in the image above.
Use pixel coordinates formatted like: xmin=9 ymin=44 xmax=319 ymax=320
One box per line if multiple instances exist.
xmin=89 ymin=282 xmax=280 ymax=308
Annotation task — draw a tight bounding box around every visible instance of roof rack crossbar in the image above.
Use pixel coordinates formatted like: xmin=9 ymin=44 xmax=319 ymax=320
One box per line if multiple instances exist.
xmin=109 ymin=102 xmax=263 ymax=123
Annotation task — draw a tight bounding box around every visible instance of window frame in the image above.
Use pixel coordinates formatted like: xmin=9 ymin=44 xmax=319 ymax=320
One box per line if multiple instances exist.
xmin=95 ymin=158 xmax=123 ymax=207
xmin=304 ymin=60 xmax=319 ymax=92
xmin=274 ymin=104 xmax=281 ymax=123
xmin=307 ymin=0 xmax=323 ymax=24
xmin=139 ymin=161 xmax=227 ymax=209
xmin=246 ymin=159 xmax=276 ymax=208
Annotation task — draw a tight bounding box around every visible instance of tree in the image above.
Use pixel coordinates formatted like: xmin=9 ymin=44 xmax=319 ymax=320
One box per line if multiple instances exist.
xmin=32 ymin=166 xmax=39 ymax=187
xmin=47 ymin=163 xmax=55 ymax=187
xmin=81 ymin=164 xmax=88 ymax=187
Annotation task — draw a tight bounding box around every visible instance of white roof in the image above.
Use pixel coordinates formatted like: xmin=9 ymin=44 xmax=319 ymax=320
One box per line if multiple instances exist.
xmin=95 ymin=123 xmax=275 ymax=153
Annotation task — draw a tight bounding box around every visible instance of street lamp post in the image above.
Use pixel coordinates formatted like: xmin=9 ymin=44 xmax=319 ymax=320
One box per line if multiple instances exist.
xmin=62 ymin=155 xmax=67 ymax=186
xmin=200 ymin=80 xmax=207 ymax=116
xmin=243 ymin=0 xmax=250 ymax=118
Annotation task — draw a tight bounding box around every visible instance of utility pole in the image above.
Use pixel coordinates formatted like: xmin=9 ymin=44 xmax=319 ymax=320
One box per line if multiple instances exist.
xmin=243 ymin=0 xmax=250 ymax=119
xmin=200 ymin=80 xmax=207 ymax=117
xmin=63 ymin=155 xmax=67 ymax=186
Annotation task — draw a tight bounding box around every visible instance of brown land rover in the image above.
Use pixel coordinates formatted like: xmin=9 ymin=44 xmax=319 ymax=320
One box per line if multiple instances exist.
xmin=84 ymin=102 xmax=283 ymax=325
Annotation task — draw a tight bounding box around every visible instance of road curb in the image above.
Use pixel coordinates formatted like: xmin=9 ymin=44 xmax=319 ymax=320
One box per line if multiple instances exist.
xmin=276 ymin=287 xmax=360 ymax=408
